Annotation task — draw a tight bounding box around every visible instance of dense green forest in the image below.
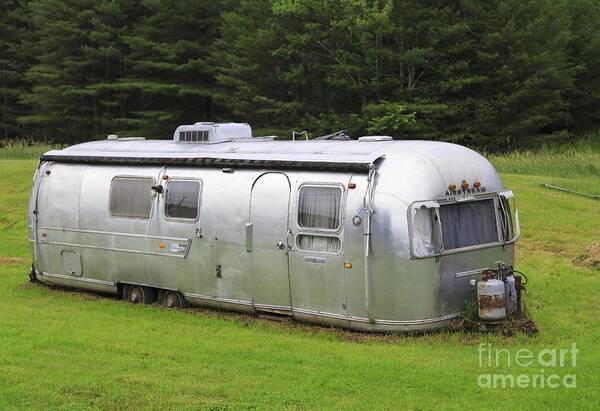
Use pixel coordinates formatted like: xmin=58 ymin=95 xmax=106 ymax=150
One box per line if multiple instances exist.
xmin=1 ymin=0 xmax=600 ymax=148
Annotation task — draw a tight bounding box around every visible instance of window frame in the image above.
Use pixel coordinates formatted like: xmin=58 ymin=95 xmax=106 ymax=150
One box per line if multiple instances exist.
xmin=109 ymin=175 xmax=155 ymax=220
xmin=162 ymin=177 xmax=203 ymax=223
xmin=407 ymin=191 xmax=519 ymax=259
xmin=294 ymin=182 xmax=345 ymax=255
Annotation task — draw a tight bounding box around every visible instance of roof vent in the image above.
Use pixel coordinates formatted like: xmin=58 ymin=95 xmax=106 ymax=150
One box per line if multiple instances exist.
xmin=107 ymin=134 xmax=145 ymax=141
xmin=174 ymin=122 xmax=252 ymax=143
xmin=358 ymin=136 xmax=393 ymax=142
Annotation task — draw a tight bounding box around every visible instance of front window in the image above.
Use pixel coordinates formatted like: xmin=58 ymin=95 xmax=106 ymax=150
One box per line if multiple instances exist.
xmin=498 ymin=196 xmax=514 ymax=242
xmin=439 ymin=199 xmax=498 ymax=250
xmin=409 ymin=192 xmax=519 ymax=258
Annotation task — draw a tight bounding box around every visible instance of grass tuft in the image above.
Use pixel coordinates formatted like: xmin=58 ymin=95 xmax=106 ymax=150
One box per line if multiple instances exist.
xmin=487 ymin=136 xmax=600 ymax=178
xmin=487 ymin=135 xmax=600 ymax=195
xmin=0 ymin=139 xmax=63 ymax=160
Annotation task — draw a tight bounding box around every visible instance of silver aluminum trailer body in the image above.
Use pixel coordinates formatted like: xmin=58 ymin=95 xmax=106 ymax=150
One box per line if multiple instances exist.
xmin=28 ymin=136 xmax=518 ymax=332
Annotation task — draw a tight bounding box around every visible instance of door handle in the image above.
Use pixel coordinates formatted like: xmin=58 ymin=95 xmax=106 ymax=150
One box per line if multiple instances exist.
xmin=286 ymin=229 xmax=293 ymax=250
xmin=276 ymin=241 xmax=285 ymax=250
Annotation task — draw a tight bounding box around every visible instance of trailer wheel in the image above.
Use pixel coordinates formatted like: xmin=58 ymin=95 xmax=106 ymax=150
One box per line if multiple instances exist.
xmin=126 ymin=285 xmax=156 ymax=304
xmin=162 ymin=290 xmax=185 ymax=308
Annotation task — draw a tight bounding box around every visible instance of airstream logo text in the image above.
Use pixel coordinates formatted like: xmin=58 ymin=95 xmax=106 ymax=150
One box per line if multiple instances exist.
xmin=445 ymin=187 xmax=486 ymax=196
xmin=477 ymin=343 xmax=578 ymax=389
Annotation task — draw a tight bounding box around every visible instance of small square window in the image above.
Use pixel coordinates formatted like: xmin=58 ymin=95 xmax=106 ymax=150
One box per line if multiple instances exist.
xmin=165 ymin=180 xmax=201 ymax=219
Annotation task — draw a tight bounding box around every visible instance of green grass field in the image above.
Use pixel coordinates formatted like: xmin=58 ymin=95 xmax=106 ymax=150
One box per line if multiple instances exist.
xmin=0 ymin=141 xmax=599 ymax=410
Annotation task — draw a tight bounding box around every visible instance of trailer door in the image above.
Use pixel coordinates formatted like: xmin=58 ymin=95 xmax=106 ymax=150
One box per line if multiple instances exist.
xmin=248 ymin=173 xmax=292 ymax=313
xmin=288 ymin=183 xmax=348 ymax=319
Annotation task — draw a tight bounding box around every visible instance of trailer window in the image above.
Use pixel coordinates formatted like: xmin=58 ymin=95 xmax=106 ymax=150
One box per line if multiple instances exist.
xmin=499 ymin=197 xmax=514 ymax=242
xmin=297 ymin=235 xmax=341 ymax=253
xmin=165 ymin=180 xmax=200 ymax=219
xmin=297 ymin=186 xmax=342 ymax=230
xmin=439 ymin=199 xmax=498 ymax=250
xmin=109 ymin=177 xmax=154 ymax=218
xmin=409 ymin=203 xmax=439 ymax=257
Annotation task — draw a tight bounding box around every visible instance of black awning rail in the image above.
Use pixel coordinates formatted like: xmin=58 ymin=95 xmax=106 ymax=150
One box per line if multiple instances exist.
xmin=40 ymin=154 xmax=374 ymax=173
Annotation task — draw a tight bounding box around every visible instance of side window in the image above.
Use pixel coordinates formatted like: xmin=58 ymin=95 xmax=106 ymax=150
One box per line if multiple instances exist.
xmin=165 ymin=180 xmax=201 ymax=220
xmin=109 ymin=177 xmax=154 ymax=218
xmin=499 ymin=197 xmax=514 ymax=242
xmin=297 ymin=234 xmax=341 ymax=253
xmin=297 ymin=185 xmax=342 ymax=230
xmin=296 ymin=185 xmax=343 ymax=253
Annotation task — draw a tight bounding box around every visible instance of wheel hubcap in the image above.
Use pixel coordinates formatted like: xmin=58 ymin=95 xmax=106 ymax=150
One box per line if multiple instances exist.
xmin=129 ymin=287 xmax=143 ymax=304
xmin=165 ymin=292 xmax=180 ymax=308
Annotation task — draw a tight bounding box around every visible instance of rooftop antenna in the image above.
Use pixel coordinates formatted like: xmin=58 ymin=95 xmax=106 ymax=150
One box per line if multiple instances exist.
xmin=292 ymin=130 xmax=308 ymax=141
xmin=314 ymin=129 xmax=351 ymax=140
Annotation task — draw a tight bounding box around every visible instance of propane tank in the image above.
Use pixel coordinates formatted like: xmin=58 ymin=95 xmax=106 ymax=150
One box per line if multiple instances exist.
xmin=477 ymin=279 xmax=506 ymax=322
xmin=504 ymin=275 xmax=517 ymax=315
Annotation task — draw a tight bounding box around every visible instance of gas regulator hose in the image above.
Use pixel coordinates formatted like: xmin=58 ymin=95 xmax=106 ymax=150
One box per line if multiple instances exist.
xmin=513 ymin=269 xmax=528 ymax=286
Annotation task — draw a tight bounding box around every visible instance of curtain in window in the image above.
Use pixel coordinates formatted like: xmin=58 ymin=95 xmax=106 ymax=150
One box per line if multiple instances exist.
xmin=298 ymin=235 xmax=341 ymax=252
xmin=296 ymin=186 xmax=342 ymax=253
xmin=298 ymin=186 xmax=341 ymax=229
xmin=440 ymin=199 xmax=498 ymax=250
xmin=410 ymin=204 xmax=437 ymax=257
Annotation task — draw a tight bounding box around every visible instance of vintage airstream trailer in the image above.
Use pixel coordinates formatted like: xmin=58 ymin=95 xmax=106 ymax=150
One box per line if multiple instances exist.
xmin=28 ymin=122 xmax=520 ymax=332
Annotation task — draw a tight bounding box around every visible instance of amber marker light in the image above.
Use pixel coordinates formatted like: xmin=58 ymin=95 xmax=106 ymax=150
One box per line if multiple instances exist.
xmin=348 ymin=183 xmax=356 ymax=189
xmin=448 ymin=184 xmax=457 ymax=191
xmin=461 ymin=180 xmax=469 ymax=190
xmin=159 ymin=243 xmax=166 ymax=249
xmin=473 ymin=181 xmax=481 ymax=188
xmin=344 ymin=262 xmax=353 ymax=269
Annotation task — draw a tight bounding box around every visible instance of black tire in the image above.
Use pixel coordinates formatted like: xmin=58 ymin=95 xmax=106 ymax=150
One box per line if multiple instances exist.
xmin=157 ymin=289 xmax=166 ymax=305
xmin=161 ymin=290 xmax=185 ymax=308
xmin=125 ymin=285 xmax=157 ymax=304
xmin=29 ymin=265 xmax=38 ymax=283
xmin=120 ymin=284 xmax=129 ymax=301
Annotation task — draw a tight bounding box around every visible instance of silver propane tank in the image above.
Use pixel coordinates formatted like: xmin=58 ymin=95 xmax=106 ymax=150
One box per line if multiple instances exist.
xmin=477 ymin=279 xmax=506 ymax=322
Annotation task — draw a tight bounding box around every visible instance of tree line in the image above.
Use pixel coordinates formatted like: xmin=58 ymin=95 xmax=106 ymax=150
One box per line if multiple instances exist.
xmin=1 ymin=0 xmax=600 ymax=148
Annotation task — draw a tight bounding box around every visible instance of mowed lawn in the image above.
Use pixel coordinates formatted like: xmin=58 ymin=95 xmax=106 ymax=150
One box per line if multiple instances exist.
xmin=0 ymin=157 xmax=599 ymax=410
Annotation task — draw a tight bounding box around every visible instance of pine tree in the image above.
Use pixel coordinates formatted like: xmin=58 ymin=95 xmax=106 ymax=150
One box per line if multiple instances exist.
xmin=0 ymin=0 xmax=30 ymax=138
xmin=464 ymin=0 xmax=578 ymax=146
xmin=120 ymin=0 xmax=223 ymax=138
xmin=21 ymin=0 xmax=142 ymax=142
xmin=563 ymin=0 xmax=600 ymax=132
xmin=3 ymin=0 xmax=598 ymax=147
xmin=214 ymin=0 xmax=298 ymax=128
